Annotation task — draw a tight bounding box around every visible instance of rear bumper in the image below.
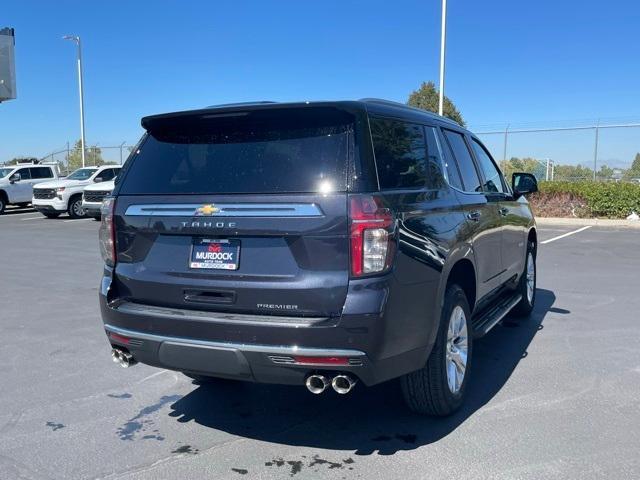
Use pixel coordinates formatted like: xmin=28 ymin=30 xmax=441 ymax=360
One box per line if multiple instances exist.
xmin=99 ymin=268 xmax=439 ymax=387
xmin=104 ymin=323 xmax=375 ymax=385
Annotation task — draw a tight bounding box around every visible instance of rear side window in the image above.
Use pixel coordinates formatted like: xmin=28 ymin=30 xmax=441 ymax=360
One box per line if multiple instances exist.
xmin=119 ymin=108 xmax=354 ymax=194
xmin=424 ymin=127 xmax=447 ymax=189
xmin=437 ymin=129 xmax=463 ymax=190
xmin=470 ymin=139 xmax=506 ymax=194
xmin=30 ymin=167 xmax=53 ymax=179
xmin=370 ymin=118 xmax=428 ymax=190
xmin=442 ymin=130 xmax=482 ymax=193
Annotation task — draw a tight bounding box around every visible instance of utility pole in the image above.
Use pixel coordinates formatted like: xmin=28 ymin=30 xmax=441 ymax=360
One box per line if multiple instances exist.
xmin=63 ymin=35 xmax=86 ymax=168
xmin=593 ymin=121 xmax=600 ymax=181
xmin=438 ymin=0 xmax=447 ymax=116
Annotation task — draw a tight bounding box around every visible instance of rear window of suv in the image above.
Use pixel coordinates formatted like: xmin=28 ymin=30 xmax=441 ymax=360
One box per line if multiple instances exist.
xmin=119 ymin=107 xmax=354 ymax=195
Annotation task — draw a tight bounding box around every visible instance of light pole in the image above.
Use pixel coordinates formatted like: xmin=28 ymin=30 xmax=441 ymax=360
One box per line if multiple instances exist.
xmin=63 ymin=35 xmax=86 ymax=168
xmin=438 ymin=0 xmax=447 ymax=116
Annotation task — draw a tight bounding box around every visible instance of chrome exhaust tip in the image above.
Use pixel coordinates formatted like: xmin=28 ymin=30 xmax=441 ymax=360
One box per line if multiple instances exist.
xmin=331 ymin=374 xmax=357 ymax=394
xmin=305 ymin=374 xmax=330 ymax=394
xmin=111 ymin=348 xmax=122 ymax=364
xmin=111 ymin=348 xmax=137 ymax=368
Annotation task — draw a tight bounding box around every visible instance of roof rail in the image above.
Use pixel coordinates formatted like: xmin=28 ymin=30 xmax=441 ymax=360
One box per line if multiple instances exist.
xmin=359 ymin=98 xmax=460 ymax=126
xmin=205 ymin=101 xmax=278 ymax=109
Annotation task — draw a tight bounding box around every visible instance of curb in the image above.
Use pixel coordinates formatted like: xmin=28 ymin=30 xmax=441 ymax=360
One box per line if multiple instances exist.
xmin=536 ymin=217 xmax=640 ymax=229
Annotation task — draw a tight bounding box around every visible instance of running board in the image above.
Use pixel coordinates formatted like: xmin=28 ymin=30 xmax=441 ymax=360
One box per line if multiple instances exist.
xmin=472 ymin=293 xmax=522 ymax=337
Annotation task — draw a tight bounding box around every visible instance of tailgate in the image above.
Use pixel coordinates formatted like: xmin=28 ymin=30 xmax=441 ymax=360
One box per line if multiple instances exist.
xmin=112 ymin=194 xmax=349 ymax=317
xmin=111 ymin=106 xmax=357 ymax=318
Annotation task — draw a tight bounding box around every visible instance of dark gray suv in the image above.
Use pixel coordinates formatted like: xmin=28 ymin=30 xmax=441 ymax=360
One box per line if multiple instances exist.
xmin=99 ymin=99 xmax=538 ymax=416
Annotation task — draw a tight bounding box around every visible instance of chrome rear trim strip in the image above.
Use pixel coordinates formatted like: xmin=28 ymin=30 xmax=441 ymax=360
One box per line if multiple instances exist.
xmin=124 ymin=203 xmax=324 ymax=217
xmin=114 ymin=301 xmax=330 ymax=328
xmin=104 ymin=324 xmax=366 ymax=357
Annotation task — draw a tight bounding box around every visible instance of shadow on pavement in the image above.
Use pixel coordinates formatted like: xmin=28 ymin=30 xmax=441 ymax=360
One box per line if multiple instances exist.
xmin=167 ymin=289 xmax=557 ymax=456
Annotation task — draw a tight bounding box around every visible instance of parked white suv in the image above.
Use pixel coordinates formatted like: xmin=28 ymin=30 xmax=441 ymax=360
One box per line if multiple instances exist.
xmin=0 ymin=163 xmax=60 ymax=214
xmin=32 ymin=165 xmax=121 ymax=219
xmin=82 ymin=180 xmax=116 ymax=220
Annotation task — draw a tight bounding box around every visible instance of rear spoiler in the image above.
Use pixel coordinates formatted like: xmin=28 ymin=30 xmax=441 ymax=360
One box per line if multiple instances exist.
xmin=141 ymin=101 xmax=365 ymax=132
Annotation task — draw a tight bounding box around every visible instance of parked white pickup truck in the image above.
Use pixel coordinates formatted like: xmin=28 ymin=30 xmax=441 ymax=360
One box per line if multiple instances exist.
xmin=82 ymin=180 xmax=116 ymax=220
xmin=0 ymin=163 xmax=60 ymax=214
xmin=32 ymin=165 xmax=121 ymax=219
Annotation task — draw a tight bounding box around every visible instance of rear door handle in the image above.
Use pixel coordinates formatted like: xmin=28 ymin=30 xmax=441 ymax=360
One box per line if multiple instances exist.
xmin=499 ymin=207 xmax=509 ymax=217
xmin=467 ymin=210 xmax=481 ymax=222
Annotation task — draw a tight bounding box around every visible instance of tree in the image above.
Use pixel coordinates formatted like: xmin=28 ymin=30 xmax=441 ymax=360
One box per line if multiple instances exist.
xmin=65 ymin=140 xmax=105 ymax=171
xmin=624 ymin=153 xmax=640 ymax=180
xmin=499 ymin=157 xmax=544 ymax=180
xmin=407 ymin=81 xmax=465 ymax=126
xmin=553 ymin=163 xmax=593 ymax=181
xmin=596 ymin=164 xmax=614 ymax=181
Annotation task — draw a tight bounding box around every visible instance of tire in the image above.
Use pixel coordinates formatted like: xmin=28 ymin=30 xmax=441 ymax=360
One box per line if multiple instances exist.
xmin=67 ymin=197 xmax=86 ymax=219
xmin=511 ymin=240 xmax=536 ymax=317
xmin=43 ymin=212 xmax=61 ymax=219
xmin=92 ymin=215 xmax=102 ymax=221
xmin=400 ymin=284 xmax=473 ymax=416
xmin=0 ymin=196 xmax=5 ymax=215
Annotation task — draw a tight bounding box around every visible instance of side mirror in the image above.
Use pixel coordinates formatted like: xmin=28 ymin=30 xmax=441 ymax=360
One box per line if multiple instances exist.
xmin=512 ymin=172 xmax=538 ymax=198
xmin=9 ymin=173 xmax=21 ymax=184
xmin=94 ymin=177 xmax=103 ymax=183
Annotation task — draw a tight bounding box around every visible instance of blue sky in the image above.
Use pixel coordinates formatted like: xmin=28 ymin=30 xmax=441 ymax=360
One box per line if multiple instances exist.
xmin=2 ymin=0 xmax=639 ymax=167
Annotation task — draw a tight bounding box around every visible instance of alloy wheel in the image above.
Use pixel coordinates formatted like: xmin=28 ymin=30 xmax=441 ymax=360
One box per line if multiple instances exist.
xmin=445 ymin=305 xmax=468 ymax=394
xmin=72 ymin=201 xmax=84 ymax=217
xmin=526 ymin=252 xmax=535 ymax=303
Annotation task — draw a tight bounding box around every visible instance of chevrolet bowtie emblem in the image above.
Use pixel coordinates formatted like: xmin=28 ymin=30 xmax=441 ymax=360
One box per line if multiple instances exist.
xmin=195 ymin=204 xmax=220 ymax=216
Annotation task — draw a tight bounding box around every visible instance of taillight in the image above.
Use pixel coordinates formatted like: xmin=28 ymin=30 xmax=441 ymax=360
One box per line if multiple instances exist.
xmin=99 ymin=197 xmax=116 ymax=266
xmin=349 ymin=195 xmax=393 ymax=277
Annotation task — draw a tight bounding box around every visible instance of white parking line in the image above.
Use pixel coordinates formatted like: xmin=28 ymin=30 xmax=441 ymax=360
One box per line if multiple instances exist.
xmin=63 ymin=218 xmax=92 ymax=223
xmin=0 ymin=212 xmax=38 ymax=219
xmin=540 ymin=226 xmax=592 ymax=245
xmin=21 ymin=216 xmax=44 ymax=221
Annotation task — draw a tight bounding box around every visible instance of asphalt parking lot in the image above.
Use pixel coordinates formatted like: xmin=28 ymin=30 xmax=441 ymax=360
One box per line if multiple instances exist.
xmin=1 ymin=208 xmax=639 ymax=480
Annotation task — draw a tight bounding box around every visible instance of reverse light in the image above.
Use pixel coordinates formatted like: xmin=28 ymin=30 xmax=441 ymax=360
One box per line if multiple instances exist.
xmin=99 ymin=197 xmax=116 ymax=266
xmin=349 ymin=195 xmax=393 ymax=277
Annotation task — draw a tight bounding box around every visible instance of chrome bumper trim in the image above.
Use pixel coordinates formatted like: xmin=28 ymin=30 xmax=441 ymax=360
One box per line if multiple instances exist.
xmin=104 ymin=324 xmax=366 ymax=357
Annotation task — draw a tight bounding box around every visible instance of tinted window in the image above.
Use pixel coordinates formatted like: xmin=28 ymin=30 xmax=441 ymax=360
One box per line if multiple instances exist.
xmin=30 ymin=167 xmax=53 ymax=179
xmin=471 ymin=139 xmax=506 ymax=193
xmin=16 ymin=168 xmax=31 ymax=180
xmin=98 ymin=168 xmax=116 ymax=181
xmin=67 ymin=168 xmax=98 ymax=180
xmin=443 ymin=130 xmax=481 ymax=193
xmin=370 ymin=118 xmax=429 ymax=190
xmin=424 ymin=127 xmax=447 ymax=190
xmin=120 ymin=108 xmax=353 ymax=194
xmin=437 ymin=129 xmax=463 ymax=190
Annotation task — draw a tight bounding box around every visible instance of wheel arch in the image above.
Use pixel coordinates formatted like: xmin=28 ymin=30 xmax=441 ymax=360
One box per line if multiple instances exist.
xmin=445 ymin=258 xmax=477 ymax=313
xmin=68 ymin=191 xmax=83 ymax=203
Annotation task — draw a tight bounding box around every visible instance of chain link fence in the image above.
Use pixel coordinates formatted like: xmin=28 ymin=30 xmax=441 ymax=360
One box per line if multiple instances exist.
xmin=33 ymin=120 xmax=640 ymax=183
xmin=473 ymin=120 xmax=640 ymax=183
xmin=38 ymin=142 xmax=136 ymax=176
